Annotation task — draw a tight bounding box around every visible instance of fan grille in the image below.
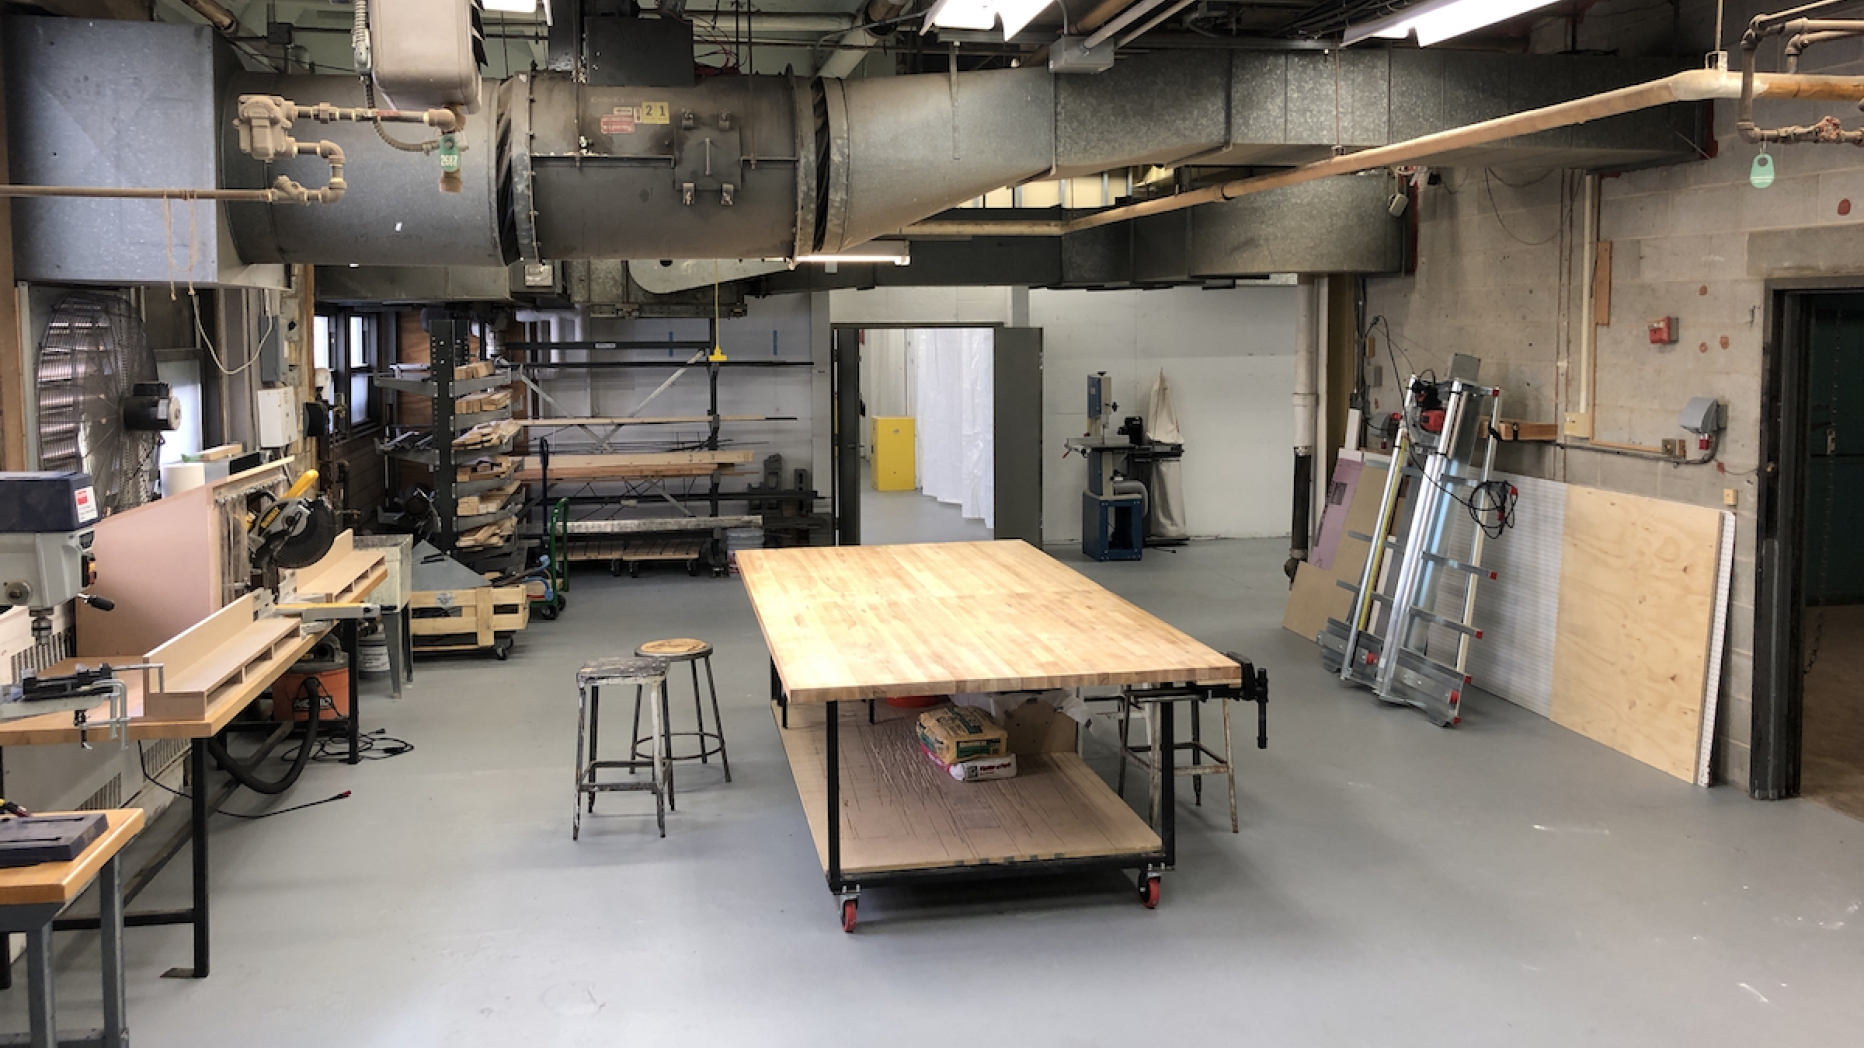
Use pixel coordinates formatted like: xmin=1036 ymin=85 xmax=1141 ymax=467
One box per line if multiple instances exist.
xmin=37 ymin=292 xmax=160 ymax=514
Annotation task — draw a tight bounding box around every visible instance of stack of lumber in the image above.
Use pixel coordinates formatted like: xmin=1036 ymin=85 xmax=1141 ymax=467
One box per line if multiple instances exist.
xmin=458 ymin=517 xmax=518 ymax=549
xmin=457 ymin=387 xmax=511 ymax=413
xmin=452 ymin=419 xmax=522 ymax=450
xmin=456 ymin=481 xmax=520 ymax=516
xmin=457 ymin=455 xmax=515 ymax=482
xmin=514 ymin=449 xmax=754 ymax=482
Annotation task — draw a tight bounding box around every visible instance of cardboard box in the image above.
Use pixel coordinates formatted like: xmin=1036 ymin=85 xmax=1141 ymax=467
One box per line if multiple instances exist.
xmin=917 ymin=736 xmax=1018 ymax=782
xmin=916 ymin=705 xmax=1008 ymax=764
xmin=1001 ymin=699 xmax=1078 ymax=755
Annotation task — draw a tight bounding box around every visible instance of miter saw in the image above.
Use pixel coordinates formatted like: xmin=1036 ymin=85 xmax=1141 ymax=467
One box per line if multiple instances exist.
xmin=248 ymin=469 xmax=339 ymax=578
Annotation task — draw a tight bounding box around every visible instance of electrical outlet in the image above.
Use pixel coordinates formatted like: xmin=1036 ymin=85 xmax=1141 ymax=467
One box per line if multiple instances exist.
xmin=1660 ymin=438 xmax=1689 ymax=458
xmin=1723 ymin=488 xmax=1739 ymax=507
xmin=1564 ymin=412 xmax=1593 ymax=438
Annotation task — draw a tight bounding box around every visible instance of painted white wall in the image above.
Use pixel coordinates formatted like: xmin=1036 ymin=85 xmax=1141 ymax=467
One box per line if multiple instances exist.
xmin=556 ymin=296 xmax=817 ymax=483
xmin=1032 ymin=287 xmax=1297 ymax=541
xmin=829 ymin=284 xmax=1298 ymax=543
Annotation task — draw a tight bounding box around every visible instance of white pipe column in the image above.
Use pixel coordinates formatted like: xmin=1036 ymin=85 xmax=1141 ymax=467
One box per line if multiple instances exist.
xmin=1288 ymin=276 xmax=1320 ymax=576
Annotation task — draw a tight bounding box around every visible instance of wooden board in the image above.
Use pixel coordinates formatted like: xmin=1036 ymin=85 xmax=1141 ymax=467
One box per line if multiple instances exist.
xmin=1282 ymin=458 xmax=1391 ymax=644
xmin=410 ymin=585 xmax=528 ymax=650
xmin=456 ymin=482 xmax=520 ymax=516
xmin=776 ymin=702 xmax=1159 ymax=877
xmin=739 ymin=540 xmax=1241 ymax=704
xmin=287 ymin=530 xmax=389 ymax=605
xmin=0 ymin=810 xmax=143 ymax=907
xmin=1549 ymin=486 xmax=1725 ymax=782
xmin=562 ymin=514 xmax=761 ymax=535
xmin=621 ymin=536 xmax=706 ymax=562
xmin=0 ymin=628 xmax=326 ymax=746
xmin=517 ymin=416 xmax=787 ymax=427
xmin=142 ymin=593 xmax=302 ymax=720
xmin=513 ymin=450 xmax=756 ymax=483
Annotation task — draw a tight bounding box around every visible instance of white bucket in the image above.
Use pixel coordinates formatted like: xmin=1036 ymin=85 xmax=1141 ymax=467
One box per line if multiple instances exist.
xmin=358 ymin=633 xmax=391 ymax=679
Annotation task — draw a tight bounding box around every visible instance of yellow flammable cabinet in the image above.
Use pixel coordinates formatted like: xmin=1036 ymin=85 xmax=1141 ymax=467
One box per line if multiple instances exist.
xmin=871 ymin=417 xmax=916 ymax=491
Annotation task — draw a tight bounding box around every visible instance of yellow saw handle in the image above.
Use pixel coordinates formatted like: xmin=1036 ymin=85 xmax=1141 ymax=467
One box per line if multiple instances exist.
xmin=284 ymin=469 xmax=320 ymax=500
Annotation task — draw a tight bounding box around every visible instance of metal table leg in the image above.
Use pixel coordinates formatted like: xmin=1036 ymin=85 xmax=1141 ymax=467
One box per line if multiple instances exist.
xmin=1159 ymin=701 xmax=1176 ymax=869
xmin=99 ymin=856 xmax=125 ymax=1048
xmin=23 ymin=924 xmax=53 ymax=1048
xmin=342 ymin=619 xmax=362 ymax=764
xmin=825 ymin=700 xmax=841 ymax=892
xmin=170 ymin=738 xmax=211 ymax=979
xmin=384 ymin=607 xmax=407 ymax=700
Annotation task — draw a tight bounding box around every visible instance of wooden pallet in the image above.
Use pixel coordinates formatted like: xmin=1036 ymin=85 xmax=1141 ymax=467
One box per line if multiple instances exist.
xmin=623 ymin=536 xmax=707 ymax=563
xmin=457 ymin=517 xmax=517 ymax=549
xmin=410 ymin=585 xmax=529 ymax=657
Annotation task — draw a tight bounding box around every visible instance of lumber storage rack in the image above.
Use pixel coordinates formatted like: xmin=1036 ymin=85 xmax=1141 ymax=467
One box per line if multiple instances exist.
xmin=504 ymin=333 xmax=818 ymax=575
xmin=772 ymin=655 xmax=1269 ymax=931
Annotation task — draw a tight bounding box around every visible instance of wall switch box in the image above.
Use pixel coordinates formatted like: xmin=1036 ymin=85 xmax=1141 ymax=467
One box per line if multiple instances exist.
xmin=255 ymin=387 xmax=301 ymax=448
xmin=1564 ymin=412 xmax=1594 ymax=438
xmin=1723 ymin=488 xmax=1739 ymax=506
xmin=1648 ymin=316 xmax=1679 ymax=344
xmin=1661 ymin=437 xmax=1686 ymax=457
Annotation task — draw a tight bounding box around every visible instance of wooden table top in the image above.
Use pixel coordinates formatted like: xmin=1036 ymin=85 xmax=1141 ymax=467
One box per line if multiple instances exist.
xmin=737 ymin=540 xmax=1242 ymax=704
xmin=0 ymin=809 xmax=144 ymax=907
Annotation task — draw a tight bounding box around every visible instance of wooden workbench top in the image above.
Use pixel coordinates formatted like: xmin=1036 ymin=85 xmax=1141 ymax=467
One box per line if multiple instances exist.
xmin=737 ymin=540 xmax=1242 ymax=704
xmin=0 ymin=809 xmax=144 ymax=907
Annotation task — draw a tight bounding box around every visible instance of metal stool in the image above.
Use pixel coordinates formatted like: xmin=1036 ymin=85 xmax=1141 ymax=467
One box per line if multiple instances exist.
xmin=576 ymin=656 xmax=669 ymax=839
xmin=630 ymin=639 xmax=730 ymax=810
xmin=1116 ymin=691 xmax=1240 ymax=833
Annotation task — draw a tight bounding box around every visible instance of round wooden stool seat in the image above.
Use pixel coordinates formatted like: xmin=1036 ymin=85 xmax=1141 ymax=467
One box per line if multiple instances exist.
xmin=636 ymin=638 xmax=713 ymax=661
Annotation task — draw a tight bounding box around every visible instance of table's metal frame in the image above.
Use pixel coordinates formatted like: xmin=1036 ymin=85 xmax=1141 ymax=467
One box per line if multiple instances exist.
xmin=0 ymin=620 xmax=368 ymax=987
xmin=772 ymin=656 xmax=1269 ymax=916
xmin=0 ymin=852 xmax=127 ymax=1048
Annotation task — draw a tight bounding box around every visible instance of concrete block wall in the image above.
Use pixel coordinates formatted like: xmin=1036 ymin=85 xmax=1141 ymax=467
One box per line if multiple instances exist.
xmin=1364 ymin=9 xmax=1864 ymax=791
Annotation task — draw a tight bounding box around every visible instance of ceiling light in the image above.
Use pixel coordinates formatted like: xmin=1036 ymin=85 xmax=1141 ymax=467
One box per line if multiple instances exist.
xmin=482 ymin=0 xmax=538 ymax=13
xmin=924 ymin=0 xmax=1054 ymax=40
xmin=784 ymin=244 xmax=912 ymax=266
xmin=1343 ymin=0 xmax=1559 ymax=48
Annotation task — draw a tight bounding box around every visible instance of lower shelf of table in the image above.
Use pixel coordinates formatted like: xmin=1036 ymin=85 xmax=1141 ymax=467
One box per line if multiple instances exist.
xmin=774 ymin=700 xmax=1162 ymax=880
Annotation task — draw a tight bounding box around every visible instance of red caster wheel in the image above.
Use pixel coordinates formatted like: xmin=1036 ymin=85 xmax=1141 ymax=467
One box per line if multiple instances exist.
xmin=841 ymin=899 xmax=858 ymax=932
xmin=1138 ymin=875 xmax=1161 ymax=909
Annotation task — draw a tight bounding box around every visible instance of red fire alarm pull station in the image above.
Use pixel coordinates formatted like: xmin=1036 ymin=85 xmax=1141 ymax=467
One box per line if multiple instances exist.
xmin=1648 ymin=316 xmax=1679 ymax=344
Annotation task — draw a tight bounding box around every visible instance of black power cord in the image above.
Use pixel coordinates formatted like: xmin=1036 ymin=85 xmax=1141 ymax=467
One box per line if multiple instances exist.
xmin=136 ymin=741 xmax=351 ymax=821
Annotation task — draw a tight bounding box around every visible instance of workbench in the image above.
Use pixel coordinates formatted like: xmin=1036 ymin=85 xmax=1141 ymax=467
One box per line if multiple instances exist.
xmin=0 ymin=810 xmax=142 ymax=1048
xmin=0 ymin=562 xmax=382 ymax=984
xmin=738 ymin=540 xmax=1246 ymax=929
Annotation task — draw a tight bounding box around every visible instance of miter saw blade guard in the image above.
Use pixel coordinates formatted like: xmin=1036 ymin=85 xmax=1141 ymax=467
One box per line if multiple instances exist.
xmin=269 ymin=498 xmax=339 ymax=569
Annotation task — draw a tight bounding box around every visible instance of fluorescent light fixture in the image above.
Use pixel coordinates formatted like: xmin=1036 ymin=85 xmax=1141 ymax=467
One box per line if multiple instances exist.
xmin=482 ymin=0 xmax=538 ymax=13
xmin=785 ymin=244 xmax=912 ymax=266
xmin=924 ymin=0 xmax=1055 ymax=40
xmin=1343 ymin=0 xmax=1559 ymax=47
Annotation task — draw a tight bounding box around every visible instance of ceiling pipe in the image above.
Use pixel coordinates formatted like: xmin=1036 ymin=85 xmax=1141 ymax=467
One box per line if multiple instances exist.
xmin=1115 ymin=0 xmax=1198 ymax=48
xmin=1081 ymin=0 xmax=1177 ymax=49
xmin=902 ymin=69 xmax=1864 ymax=238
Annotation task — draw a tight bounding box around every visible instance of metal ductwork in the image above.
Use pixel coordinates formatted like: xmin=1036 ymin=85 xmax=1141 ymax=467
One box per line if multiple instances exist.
xmin=6 ymin=17 xmax=1713 ymax=279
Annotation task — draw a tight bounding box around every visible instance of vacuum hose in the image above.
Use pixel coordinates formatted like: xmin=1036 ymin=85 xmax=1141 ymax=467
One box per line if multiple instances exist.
xmin=207 ymin=678 xmax=326 ymax=795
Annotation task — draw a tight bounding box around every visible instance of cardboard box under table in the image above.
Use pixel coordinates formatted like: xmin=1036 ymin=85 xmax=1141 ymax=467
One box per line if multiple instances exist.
xmin=738 ymin=540 xmax=1246 ymax=929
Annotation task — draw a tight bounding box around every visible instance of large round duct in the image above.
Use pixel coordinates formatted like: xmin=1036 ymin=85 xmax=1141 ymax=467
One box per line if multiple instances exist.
xmin=222 ymin=73 xmax=508 ymax=268
xmin=523 ymin=74 xmax=803 ymax=261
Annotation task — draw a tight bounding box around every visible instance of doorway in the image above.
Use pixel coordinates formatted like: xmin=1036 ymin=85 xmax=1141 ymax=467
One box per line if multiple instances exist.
xmin=1797 ymin=294 xmax=1864 ymax=817
xmin=858 ymin=328 xmax=996 ymax=545
xmin=831 ymin=325 xmax=1043 ymax=547
xmin=1757 ymin=287 xmax=1864 ymax=810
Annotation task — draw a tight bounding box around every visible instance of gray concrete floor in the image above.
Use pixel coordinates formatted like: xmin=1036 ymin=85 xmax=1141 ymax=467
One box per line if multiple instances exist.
xmin=860 ymin=468 xmax=993 ymax=545
xmin=5 ymin=539 xmax=1864 ymax=1046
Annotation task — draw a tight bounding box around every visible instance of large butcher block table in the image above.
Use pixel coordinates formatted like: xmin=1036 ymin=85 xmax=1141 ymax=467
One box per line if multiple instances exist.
xmin=737 ymin=539 xmax=1244 ymax=930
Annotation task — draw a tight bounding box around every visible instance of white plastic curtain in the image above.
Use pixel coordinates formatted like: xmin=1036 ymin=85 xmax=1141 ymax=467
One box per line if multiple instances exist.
xmin=909 ymin=328 xmax=994 ymax=526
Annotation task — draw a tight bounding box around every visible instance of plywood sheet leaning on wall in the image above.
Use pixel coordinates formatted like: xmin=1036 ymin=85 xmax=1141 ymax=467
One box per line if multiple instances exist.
xmin=1550 ymin=487 xmax=1726 ymax=782
xmin=1282 ymin=457 xmax=1390 ymax=644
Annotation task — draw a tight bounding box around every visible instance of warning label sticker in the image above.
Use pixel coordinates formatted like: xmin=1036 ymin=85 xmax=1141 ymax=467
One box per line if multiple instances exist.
xmin=601 ymin=108 xmax=637 ymax=135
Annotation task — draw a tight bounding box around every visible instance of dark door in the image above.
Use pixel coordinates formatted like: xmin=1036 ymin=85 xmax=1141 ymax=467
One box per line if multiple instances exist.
xmin=993 ymin=327 xmax=1043 ymax=546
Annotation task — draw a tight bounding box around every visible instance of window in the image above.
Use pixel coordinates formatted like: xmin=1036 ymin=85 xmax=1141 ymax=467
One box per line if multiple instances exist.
xmin=314 ymin=310 xmax=382 ymax=435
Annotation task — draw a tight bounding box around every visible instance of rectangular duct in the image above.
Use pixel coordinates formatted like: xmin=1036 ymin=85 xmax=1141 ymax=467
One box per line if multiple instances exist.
xmin=2 ymin=17 xmax=262 ymax=286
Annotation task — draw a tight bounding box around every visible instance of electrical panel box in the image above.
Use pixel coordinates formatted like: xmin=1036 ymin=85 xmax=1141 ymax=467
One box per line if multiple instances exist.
xmin=371 ymin=0 xmax=484 ymax=112
xmin=1679 ymin=396 xmax=1725 ymax=434
xmin=255 ymin=387 xmax=301 ymax=449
